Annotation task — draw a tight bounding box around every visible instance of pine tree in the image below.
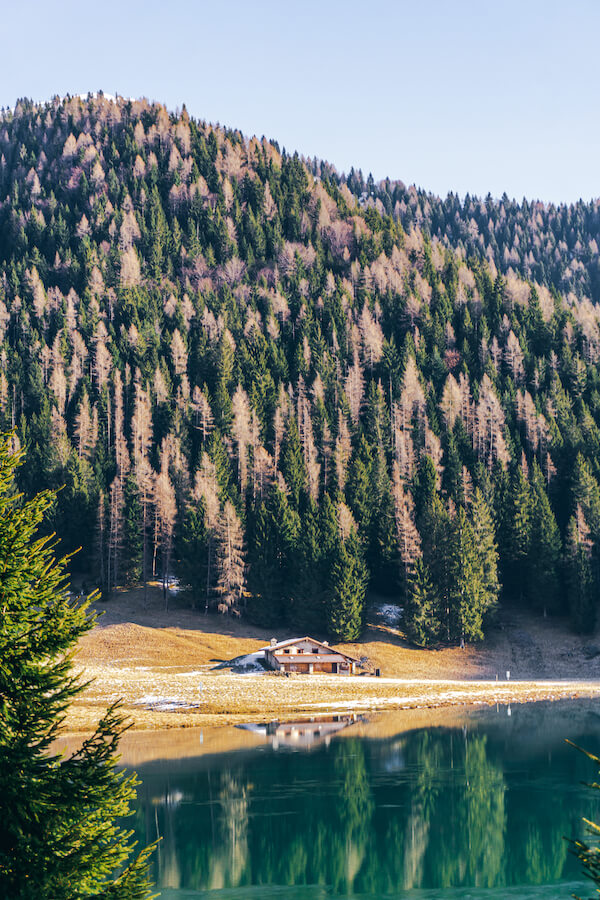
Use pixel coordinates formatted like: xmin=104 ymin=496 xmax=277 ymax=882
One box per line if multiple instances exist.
xmin=572 ymin=454 xmax=600 ymax=539
xmin=346 ymin=435 xmax=374 ymax=544
xmin=528 ymin=463 xmax=561 ymax=614
xmin=0 ymin=434 xmax=155 ymax=898
xmin=420 ymin=493 xmax=452 ymax=641
xmin=447 ymin=506 xmax=487 ymax=643
xmin=123 ymin=474 xmax=143 ymax=583
xmin=177 ymin=500 xmax=208 ymax=608
xmin=369 ymin=445 xmax=397 ymax=593
xmin=470 ymin=488 xmax=500 ymax=623
xmin=404 ymin=558 xmax=441 ymax=646
xmin=247 ymin=488 xmax=298 ymax=626
xmin=288 ymin=501 xmax=327 ymax=631
xmin=326 ymin=530 xmax=368 ymax=641
xmin=569 ymin=746 xmax=600 ymax=898
xmin=280 ymin=416 xmax=306 ymax=508
xmin=503 ymin=467 xmax=532 ymax=602
xmin=565 ymin=506 xmax=596 ymax=633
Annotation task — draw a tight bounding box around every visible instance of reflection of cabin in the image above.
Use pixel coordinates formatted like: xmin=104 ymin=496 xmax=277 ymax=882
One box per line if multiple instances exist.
xmin=238 ymin=714 xmax=361 ymax=748
xmin=264 ymin=637 xmax=360 ymax=674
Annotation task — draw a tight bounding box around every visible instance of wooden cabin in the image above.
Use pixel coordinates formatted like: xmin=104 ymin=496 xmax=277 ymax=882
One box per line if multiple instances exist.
xmin=263 ymin=637 xmax=361 ymax=674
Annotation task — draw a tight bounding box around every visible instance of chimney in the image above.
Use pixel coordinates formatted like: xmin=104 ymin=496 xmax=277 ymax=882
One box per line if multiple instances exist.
xmin=270 ymin=638 xmax=277 ymax=646
xmin=323 ymin=641 xmax=329 ymax=646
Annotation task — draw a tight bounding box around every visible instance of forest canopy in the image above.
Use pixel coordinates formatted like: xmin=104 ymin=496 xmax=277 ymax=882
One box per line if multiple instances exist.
xmin=1 ymin=93 xmax=600 ymax=642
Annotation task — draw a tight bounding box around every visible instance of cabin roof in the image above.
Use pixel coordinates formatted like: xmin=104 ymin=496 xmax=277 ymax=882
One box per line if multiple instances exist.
xmin=274 ymin=654 xmax=352 ymax=664
xmin=262 ymin=636 xmax=361 ymax=663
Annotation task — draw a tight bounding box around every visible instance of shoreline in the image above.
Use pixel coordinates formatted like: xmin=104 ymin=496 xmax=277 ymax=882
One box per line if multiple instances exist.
xmin=63 ymin=672 xmax=600 ymax=735
xmin=63 ymin=587 xmax=600 ymax=738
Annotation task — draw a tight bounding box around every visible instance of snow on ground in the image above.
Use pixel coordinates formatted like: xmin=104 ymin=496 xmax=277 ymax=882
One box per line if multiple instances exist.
xmin=374 ymin=603 xmax=403 ymax=627
xmin=217 ymin=650 xmax=268 ymax=672
xmin=135 ymin=694 xmax=203 ymax=712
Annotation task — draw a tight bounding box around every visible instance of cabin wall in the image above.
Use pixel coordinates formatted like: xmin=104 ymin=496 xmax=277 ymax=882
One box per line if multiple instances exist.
xmin=277 ymin=661 xmax=353 ymax=674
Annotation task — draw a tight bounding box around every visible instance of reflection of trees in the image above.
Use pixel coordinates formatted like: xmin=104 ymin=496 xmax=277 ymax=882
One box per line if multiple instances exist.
xmin=154 ymin=785 xmax=185 ymax=889
xmin=129 ymin=718 xmax=600 ymax=895
xmin=402 ymin=731 xmax=443 ymax=889
xmin=332 ymin=739 xmax=374 ymax=893
xmin=425 ymin=733 xmax=506 ymax=888
xmin=249 ymin=739 xmax=374 ymax=892
xmin=523 ymin=825 xmax=568 ymax=884
xmin=505 ymin=744 xmax=597 ymax=886
xmin=207 ymin=770 xmax=250 ymax=889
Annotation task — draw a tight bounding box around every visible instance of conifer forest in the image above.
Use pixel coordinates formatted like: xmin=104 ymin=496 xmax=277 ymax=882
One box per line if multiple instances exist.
xmin=2 ymin=94 xmax=600 ymax=644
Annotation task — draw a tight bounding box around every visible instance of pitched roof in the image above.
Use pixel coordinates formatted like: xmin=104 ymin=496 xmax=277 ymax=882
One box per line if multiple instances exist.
xmin=261 ymin=636 xmax=361 ymax=663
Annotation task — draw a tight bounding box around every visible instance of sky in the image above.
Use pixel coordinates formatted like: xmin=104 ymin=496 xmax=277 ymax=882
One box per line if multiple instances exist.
xmin=1 ymin=0 xmax=599 ymax=204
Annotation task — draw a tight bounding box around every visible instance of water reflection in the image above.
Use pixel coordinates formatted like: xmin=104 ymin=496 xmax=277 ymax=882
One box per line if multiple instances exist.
xmin=237 ymin=714 xmax=363 ymax=750
xmin=130 ymin=701 xmax=600 ymax=897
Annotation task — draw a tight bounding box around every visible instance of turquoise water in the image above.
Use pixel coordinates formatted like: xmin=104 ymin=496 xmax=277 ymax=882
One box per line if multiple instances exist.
xmin=129 ymin=701 xmax=600 ymax=899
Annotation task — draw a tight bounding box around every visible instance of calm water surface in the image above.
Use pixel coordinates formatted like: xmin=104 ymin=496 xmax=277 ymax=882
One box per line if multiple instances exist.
xmin=129 ymin=700 xmax=600 ymax=899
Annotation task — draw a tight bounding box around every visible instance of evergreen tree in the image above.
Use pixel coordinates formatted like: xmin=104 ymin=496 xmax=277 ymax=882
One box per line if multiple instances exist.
xmin=503 ymin=467 xmax=532 ymax=602
xmin=565 ymin=507 xmax=596 ymax=633
xmin=123 ymin=474 xmax=143 ymax=583
xmin=288 ymin=501 xmax=327 ymax=631
xmin=369 ymin=446 xmax=397 ymax=593
xmin=572 ymin=453 xmax=600 ymax=539
xmin=247 ymin=488 xmax=298 ymax=626
xmin=6 ymin=94 xmax=600 ymax=647
xmin=447 ymin=505 xmax=487 ymax=643
xmin=528 ymin=464 xmax=561 ymax=614
xmin=419 ymin=492 xmax=451 ymax=638
xmin=0 ymin=435 xmax=155 ymax=899
xmin=177 ymin=500 xmax=208 ymax=607
xmin=280 ymin=416 xmax=306 ymax=508
xmin=326 ymin=530 xmax=368 ymax=641
xmin=470 ymin=488 xmax=500 ymax=624
xmin=346 ymin=435 xmax=374 ymax=543
xmin=404 ymin=558 xmax=441 ymax=646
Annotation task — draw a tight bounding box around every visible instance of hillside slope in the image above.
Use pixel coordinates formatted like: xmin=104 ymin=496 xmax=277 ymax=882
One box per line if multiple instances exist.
xmin=1 ymin=94 xmax=600 ymax=645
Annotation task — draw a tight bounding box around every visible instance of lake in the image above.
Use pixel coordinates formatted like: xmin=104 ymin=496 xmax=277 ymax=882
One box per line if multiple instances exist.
xmin=127 ymin=700 xmax=600 ymax=899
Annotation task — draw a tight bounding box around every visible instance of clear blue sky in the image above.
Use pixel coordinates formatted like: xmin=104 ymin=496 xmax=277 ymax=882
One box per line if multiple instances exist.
xmin=2 ymin=0 xmax=598 ymax=203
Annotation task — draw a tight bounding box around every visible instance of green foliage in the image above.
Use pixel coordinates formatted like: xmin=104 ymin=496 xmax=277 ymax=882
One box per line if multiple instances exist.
xmin=501 ymin=467 xmax=533 ymax=601
xmin=528 ymin=465 xmax=561 ymax=613
xmin=247 ymin=488 xmax=298 ymax=626
xmin=177 ymin=501 xmax=208 ymax=607
xmin=404 ymin=558 xmax=441 ymax=646
xmin=1 ymin=94 xmax=600 ymax=645
xmin=569 ymin=745 xmax=600 ymax=900
xmin=0 ymin=434 xmax=155 ymax=899
xmin=447 ymin=506 xmax=489 ymax=643
xmin=565 ymin=513 xmax=596 ymax=634
xmin=326 ymin=530 xmax=368 ymax=641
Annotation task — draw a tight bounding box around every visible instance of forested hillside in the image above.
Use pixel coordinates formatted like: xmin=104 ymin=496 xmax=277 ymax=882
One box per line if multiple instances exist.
xmin=337 ymin=168 xmax=600 ymax=304
xmin=1 ymin=93 xmax=600 ymax=643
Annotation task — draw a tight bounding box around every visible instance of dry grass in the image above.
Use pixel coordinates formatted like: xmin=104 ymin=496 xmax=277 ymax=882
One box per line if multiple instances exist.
xmin=64 ymin=583 xmax=600 ymax=735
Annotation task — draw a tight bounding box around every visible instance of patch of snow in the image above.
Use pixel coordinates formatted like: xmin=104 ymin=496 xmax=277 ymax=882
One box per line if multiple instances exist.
xmin=376 ymin=604 xmax=403 ymax=626
xmin=135 ymin=695 xmax=202 ymax=712
xmin=216 ymin=650 xmax=268 ymax=673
